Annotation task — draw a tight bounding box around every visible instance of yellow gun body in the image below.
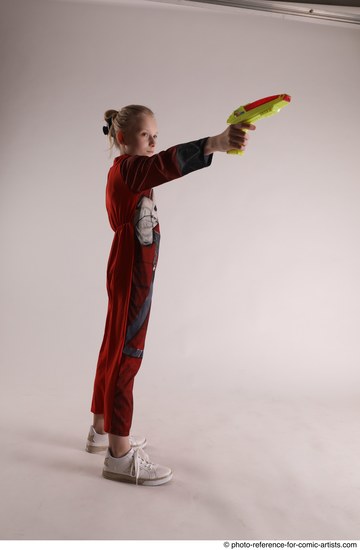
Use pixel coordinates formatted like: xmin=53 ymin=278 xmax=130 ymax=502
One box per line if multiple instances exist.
xmin=227 ymin=93 xmax=291 ymax=155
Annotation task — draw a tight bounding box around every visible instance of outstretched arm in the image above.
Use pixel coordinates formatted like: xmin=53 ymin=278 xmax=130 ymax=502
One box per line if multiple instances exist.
xmin=120 ymin=137 xmax=213 ymax=193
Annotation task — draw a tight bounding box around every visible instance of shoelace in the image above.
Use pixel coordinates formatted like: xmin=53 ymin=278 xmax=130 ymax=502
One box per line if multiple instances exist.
xmin=130 ymin=447 xmax=155 ymax=485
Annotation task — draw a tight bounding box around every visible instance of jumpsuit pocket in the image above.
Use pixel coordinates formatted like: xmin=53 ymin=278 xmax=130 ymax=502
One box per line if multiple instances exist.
xmin=133 ymin=194 xmax=159 ymax=246
xmin=153 ymin=230 xmax=160 ymax=271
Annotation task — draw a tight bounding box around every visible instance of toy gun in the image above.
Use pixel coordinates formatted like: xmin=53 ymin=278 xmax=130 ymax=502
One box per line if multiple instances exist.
xmin=226 ymin=93 xmax=292 ymax=155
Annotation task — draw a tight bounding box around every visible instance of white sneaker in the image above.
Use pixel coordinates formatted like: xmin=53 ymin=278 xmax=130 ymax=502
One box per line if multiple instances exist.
xmin=102 ymin=446 xmax=173 ymax=486
xmin=85 ymin=425 xmax=147 ymax=454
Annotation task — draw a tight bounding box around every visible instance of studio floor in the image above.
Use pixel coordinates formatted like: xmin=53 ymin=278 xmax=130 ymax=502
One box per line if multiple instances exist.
xmin=1 ymin=372 xmax=359 ymax=541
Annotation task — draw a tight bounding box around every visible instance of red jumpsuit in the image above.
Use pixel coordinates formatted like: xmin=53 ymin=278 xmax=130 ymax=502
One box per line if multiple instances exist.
xmin=91 ymin=137 xmax=213 ymax=435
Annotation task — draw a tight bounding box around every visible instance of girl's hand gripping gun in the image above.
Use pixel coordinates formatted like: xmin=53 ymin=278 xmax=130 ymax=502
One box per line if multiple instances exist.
xmin=226 ymin=93 xmax=291 ymax=155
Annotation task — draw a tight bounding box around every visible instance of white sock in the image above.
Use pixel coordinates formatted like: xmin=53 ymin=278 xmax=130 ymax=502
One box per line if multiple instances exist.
xmin=110 ymin=447 xmax=132 ymax=459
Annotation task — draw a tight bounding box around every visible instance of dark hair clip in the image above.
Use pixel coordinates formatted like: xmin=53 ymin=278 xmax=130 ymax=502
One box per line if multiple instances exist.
xmin=102 ymin=125 xmax=109 ymax=135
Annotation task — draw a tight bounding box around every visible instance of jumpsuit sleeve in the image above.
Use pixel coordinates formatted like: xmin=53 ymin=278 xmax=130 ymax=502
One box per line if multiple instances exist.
xmin=120 ymin=137 xmax=214 ymax=193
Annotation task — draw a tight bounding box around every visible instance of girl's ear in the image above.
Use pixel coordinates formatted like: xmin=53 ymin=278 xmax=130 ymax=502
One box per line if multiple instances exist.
xmin=117 ymin=131 xmax=124 ymax=144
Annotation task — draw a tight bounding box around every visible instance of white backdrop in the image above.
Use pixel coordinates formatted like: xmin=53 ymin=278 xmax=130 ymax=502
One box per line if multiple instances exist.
xmin=1 ymin=0 xmax=360 ymax=540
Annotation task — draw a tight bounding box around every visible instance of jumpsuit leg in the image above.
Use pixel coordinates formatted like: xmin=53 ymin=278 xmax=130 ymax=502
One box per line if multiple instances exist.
xmin=90 ymin=304 xmax=110 ymax=415
xmin=106 ymin=228 xmax=160 ymax=436
xmin=108 ymin=308 xmax=151 ymax=436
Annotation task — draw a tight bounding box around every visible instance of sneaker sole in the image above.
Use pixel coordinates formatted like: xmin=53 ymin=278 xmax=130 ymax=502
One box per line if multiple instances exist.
xmin=102 ymin=469 xmax=173 ymax=486
xmin=86 ymin=443 xmax=108 ymax=453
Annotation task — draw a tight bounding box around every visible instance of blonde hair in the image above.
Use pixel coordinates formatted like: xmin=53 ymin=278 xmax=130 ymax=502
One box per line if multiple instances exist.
xmin=103 ymin=104 xmax=155 ymax=156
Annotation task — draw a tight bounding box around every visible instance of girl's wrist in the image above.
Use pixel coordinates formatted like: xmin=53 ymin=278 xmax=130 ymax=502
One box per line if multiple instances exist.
xmin=204 ymin=135 xmax=219 ymax=155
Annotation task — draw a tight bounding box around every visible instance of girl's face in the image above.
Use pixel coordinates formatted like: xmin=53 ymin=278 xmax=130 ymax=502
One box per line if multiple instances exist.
xmin=119 ymin=114 xmax=158 ymax=157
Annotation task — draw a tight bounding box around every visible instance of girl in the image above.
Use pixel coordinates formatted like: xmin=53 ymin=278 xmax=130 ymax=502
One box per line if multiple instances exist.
xmin=86 ymin=104 xmax=256 ymax=486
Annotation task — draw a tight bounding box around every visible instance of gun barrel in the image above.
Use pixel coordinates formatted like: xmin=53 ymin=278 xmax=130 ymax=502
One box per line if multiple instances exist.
xmin=227 ymin=93 xmax=291 ymax=125
xmin=243 ymin=94 xmax=291 ymax=113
